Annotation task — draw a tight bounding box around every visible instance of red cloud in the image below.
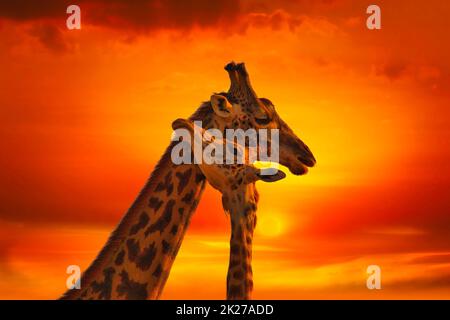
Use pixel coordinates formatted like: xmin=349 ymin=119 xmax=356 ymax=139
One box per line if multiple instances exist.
xmin=0 ymin=0 xmax=242 ymax=31
xmin=0 ymin=0 xmax=344 ymax=33
xmin=29 ymin=24 xmax=70 ymax=53
xmin=376 ymin=60 xmax=408 ymax=80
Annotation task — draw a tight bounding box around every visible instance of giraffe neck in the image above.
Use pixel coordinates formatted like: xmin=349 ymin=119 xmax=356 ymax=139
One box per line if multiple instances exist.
xmin=62 ymin=142 xmax=206 ymax=299
xmin=224 ymin=185 xmax=258 ymax=300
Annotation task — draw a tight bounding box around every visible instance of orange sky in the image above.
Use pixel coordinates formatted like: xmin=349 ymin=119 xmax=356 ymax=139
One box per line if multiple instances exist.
xmin=1 ymin=0 xmax=450 ymax=299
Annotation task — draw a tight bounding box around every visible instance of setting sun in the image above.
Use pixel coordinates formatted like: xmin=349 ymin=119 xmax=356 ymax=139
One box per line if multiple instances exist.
xmin=256 ymin=214 xmax=286 ymax=238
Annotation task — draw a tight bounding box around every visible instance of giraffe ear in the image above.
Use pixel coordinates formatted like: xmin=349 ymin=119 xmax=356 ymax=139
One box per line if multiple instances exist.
xmin=257 ymin=168 xmax=286 ymax=183
xmin=211 ymin=94 xmax=232 ymax=118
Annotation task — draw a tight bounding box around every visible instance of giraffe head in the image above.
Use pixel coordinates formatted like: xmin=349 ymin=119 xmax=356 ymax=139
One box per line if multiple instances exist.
xmin=201 ymin=62 xmax=316 ymax=176
xmin=172 ymin=117 xmax=286 ymax=197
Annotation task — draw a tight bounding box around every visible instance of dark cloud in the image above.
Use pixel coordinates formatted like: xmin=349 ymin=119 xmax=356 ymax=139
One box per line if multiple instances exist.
xmin=0 ymin=1 xmax=67 ymax=20
xmin=0 ymin=0 xmax=314 ymax=54
xmin=29 ymin=24 xmax=70 ymax=53
xmin=0 ymin=0 xmax=242 ymax=31
xmin=389 ymin=272 xmax=450 ymax=290
xmin=239 ymin=10 xmax=303 ymax=34
xmin=376 ymin=61 xmax=408 ymax=80
xmin=0 ymin=0 xmax=248 ymax=53
xmin=242 ymin=0 xmax=344 ymax=14
xmin=88 ymin=0 xmax=242 ymax=31
xmin=0 ymin=0 xmax=345 ymax=33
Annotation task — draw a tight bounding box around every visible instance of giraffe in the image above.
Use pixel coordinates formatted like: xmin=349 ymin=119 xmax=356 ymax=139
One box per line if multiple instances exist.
xmin=61 ymin=140 xmax=207 ymax=299
xmin=171 ymin=117 xmax=287 ymax=299
xmin=61 ymin=61 xmax=315 ymax=299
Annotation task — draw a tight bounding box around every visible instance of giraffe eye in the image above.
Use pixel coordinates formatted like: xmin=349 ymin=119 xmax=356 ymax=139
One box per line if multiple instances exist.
xmin=255 ymin=117 xmax=272 ymax=126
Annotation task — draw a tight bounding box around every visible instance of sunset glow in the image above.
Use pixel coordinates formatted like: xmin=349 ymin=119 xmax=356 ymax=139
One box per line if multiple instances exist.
xmin=1 ymin=0 xmax=450 ymax=299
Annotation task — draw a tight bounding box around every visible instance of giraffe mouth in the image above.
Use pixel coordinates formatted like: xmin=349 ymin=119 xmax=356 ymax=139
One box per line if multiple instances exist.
xmin=289 ymin=152 xmax=316 ymax=175
xmin=289 ymin=163 xmax=309 ymax=175
xmin=282 ymin=155 xmax=315 ymax=176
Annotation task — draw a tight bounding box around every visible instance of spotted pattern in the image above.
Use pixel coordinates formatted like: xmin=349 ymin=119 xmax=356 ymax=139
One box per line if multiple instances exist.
xmin=63 ymin=63 xmax=294 ymax=301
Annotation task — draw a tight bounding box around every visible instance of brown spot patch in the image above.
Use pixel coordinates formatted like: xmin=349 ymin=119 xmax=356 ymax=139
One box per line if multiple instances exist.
xmin=148 ymin=197 xmax=163 ymax=211
xmin=152 ymin=263 xmax=163 ymax=278
xmin=233 ymin=270 xmax=244 ymax=280
xmin=190 ymin=198 xmax=201 ymax=211
xmin=127 ymin=239 xmax=157 ymax=271
xmin=145 ymin=200 xmax=175 ymax=235
xmin=227 ymin=285 xmax=243 ymax=299
xmin=115 ymin=249 xmax=125 ymax=266
xmin=181 ymin=190 xmax=194 ymax=204
xmin=126 ymin=239 xmax=140 ymax=261
xmin=229 ymin=259 xmax=240 ymax=268
xmin=175 ymin=168 xmax=192 ymax=194
xmin=129 ymin=211 xmax=149 ymax=235
xmin=230 ymin=244 xmax=240 ymax=256
xmin=170 ymin=224 xmax=178 ymax=235
xmin=117 ymin=271 xmax=148 ymax=300
xmin=155 ymin=172 xmax=174 ymax=196
xmin=136 ymin=243 xmax=157 ymax=271
xmin=91 ymin=267 xmax=115 ymax=300
xmin=195 ymin=172 xmax=205 ymax=183
xmin=162 ymin=239 xmax=171 ymax=254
